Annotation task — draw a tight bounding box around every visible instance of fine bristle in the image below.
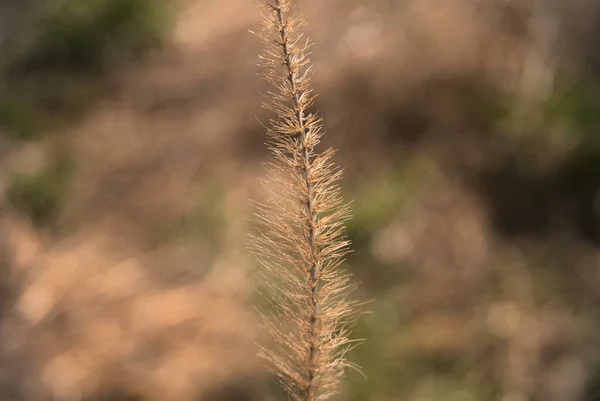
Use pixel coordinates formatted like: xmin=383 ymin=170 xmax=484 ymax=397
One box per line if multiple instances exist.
xmin=248 ymin=1 xmax=362 ymax=400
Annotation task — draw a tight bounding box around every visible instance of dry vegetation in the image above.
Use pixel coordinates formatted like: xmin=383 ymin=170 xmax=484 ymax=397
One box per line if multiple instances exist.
xmin=0 ymin=0 xmax=599 ymax=400
xmin=249 ymin=1 xmax=361 ymax=400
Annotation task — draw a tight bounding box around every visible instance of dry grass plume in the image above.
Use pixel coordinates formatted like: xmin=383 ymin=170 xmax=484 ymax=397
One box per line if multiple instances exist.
xmin=248 ymin=1 xmax=363 ymax=400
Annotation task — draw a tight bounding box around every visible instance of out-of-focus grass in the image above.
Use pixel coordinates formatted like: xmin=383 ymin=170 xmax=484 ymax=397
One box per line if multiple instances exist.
xmin=544 ymin=76 xmax=600 ymax=133
xmin=7 ymin=152 xmax=73 ymax=226
xmin=18 ymin=0 xmax=171 ymax=73
xmin=342 ymin=153 xmax=504 ymax=401
xmin=161 ymin=181 xmax=227 ymax=252
xmin=346 ymin=153 xmax=440 ymax=240
xmin=344 ymin=153 xmax=441 ymax=292
xmin=1 ymin=0 xmax=174 ymax=142
xmin=0 ymin=93 xmax=39 ymax=140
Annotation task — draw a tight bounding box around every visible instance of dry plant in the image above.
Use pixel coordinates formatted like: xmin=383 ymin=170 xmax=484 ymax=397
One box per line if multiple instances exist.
xmin=248 ymin=1 xmax=363 ymax=400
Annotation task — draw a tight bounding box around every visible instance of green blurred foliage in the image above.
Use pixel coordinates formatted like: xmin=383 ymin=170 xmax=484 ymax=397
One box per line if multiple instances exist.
xmin=161 ymin=181 xmax=227 ymax=254
xmin=7 ymin=152 xmax=73 ymax=226
xmin=344 ymin=154 xmax=440 ymax=293
xmin=340 ymin=78 xmax=600 ymax=398
xmin=0 ymin=0 xmax=174 ymax=142
xmin=0 ymin=93 xmax=39 ymax=140
xmin=347 ymin=154 xmax=440 ymax=243
xmin=544 ymin=77 xmax=600 ymax=133
xmin=19 ymin=0 xmax=171 ymax=73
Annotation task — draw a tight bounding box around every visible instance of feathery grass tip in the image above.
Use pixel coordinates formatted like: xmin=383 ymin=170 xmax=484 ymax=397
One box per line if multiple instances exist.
xmin=249 ymin=1 xmax=363 ymax=400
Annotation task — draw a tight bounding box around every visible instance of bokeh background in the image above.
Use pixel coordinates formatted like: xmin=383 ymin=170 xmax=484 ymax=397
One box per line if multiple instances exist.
xmin=1 ymin=0 xmax=600 ymax=400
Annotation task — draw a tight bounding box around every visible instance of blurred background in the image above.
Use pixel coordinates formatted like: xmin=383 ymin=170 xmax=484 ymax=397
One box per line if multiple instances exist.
xmin=0 ymin=0 xmax=600 ymax=400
